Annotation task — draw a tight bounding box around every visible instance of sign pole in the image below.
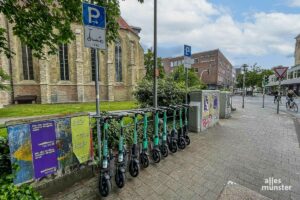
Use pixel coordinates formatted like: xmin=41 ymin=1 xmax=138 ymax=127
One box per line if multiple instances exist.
xmin=277 ymin=78 xmax=281 ymax=114
xmin=153 ymin=0 xmax=157 ymax=108
xmin=83 ymin=0 xmax=106 ymax=162
xmin=185 ymin=67 xmax=188 ymax=104
xmin=273 ymin=66 xmax=288 ymax=114
xmin=262 ymin=76 xmax=265 ymax=108
xmin=95 ymin=48 xmax=101 ymax=160
xmin=242 ymin=65 xmax=246 ymax=109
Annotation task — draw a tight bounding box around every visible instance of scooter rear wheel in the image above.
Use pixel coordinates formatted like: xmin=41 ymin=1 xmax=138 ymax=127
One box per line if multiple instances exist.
xmin=160 ymin=144 xmax=169 ymax=157
xmin=185 ymin=135 xmax=190 ymax=145
xmin=140 ymin=153 xmax=149 ymax=168
xmin=99 ymin=175 xmax=111 ymax=197
xmin=115 ymin=169 xmax=126 ymax=188
xmin=178 ymin=137 xmax=186 ymax=149
xmin=129 ymin=159 xmax=140 ymax=177
xmin=152 ymin=149 xmax=161 ymax=163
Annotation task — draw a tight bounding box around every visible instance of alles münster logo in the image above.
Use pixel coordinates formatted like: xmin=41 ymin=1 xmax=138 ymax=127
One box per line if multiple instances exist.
xmin=261 ymin=177 xmax=292 ymax=191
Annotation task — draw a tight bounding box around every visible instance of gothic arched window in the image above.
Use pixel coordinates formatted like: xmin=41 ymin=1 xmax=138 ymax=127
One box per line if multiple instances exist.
xmin=115 ymin=40 xmax=122 ymax=82
xmin=21 ymin=44 xmax=34 ymax=80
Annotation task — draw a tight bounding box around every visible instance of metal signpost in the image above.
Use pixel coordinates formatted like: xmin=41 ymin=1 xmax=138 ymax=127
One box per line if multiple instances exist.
xmin=273 ymin=66 xmax=288 ymax=114
xmin=242 ymin=64 xmax=248 ymax=109
xmin=82 ymin=2 xmax=106 ymax=160
xmin=262 ymin=76 xmax=265 ymax=108
xmin=184 ymin=45 xmax=192 ymax=104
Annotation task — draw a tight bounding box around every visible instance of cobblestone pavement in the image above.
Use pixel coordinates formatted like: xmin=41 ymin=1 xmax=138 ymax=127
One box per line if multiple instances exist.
xmin=46 ymin=101 xmax=300 ymax=200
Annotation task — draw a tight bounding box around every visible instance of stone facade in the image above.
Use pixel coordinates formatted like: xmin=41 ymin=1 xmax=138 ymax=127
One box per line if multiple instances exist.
xmin=295 ymin=34 xmax=300 ymax=66
xmin=162 ymin=49 xmax=233 ymax=89
xmin=0 ymin=16 xmax=145 ymax=106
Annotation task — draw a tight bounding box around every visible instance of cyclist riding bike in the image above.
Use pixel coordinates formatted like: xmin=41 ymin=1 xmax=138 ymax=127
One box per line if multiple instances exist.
xmin=287 ymin=89 xmax=297 ymax=108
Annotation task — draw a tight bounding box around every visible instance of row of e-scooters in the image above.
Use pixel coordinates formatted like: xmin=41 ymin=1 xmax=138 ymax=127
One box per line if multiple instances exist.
xmin=94 ymin=104 xmax=190 ymax=197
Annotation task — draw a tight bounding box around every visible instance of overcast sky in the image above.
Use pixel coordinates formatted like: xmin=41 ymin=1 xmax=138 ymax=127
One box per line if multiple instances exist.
xmin=120 ymin=0 xmax=300 ymax=68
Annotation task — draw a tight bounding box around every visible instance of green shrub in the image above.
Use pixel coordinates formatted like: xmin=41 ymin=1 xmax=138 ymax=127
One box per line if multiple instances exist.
xmin=0 ymin=137 xmax=42 ymax=200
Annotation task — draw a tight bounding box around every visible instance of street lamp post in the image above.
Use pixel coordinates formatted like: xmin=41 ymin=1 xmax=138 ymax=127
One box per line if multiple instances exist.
xmin=242 ymin=64 xmax=248 ymax=109
xmin=153 ymin=0 xmax=157 ymax=108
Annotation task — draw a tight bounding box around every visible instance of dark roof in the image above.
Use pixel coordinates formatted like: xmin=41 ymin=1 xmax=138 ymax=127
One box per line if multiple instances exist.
xmin=118 ymin=17 xmax=139 ymax=37
xmin=296 ymin=34 xmax=300 ymax=39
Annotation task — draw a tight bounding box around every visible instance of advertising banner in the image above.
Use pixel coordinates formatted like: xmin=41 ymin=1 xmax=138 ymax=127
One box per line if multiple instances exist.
xmin=30 ymin=121 xmax=58 ymax=179
xmin=7 ymin=124 xmax=34 ymax=184
xmin=55 ymin=118 xmax=78 ymax=174
xmin=71 ymin=116 xmax=90 ymax=163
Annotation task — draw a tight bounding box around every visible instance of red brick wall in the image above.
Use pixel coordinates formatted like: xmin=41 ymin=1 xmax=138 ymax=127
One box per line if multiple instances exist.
xmin=14 ymin=85 xmax=41 ymax=102
xmin=49 ymin=85 xmax=77 ymax=103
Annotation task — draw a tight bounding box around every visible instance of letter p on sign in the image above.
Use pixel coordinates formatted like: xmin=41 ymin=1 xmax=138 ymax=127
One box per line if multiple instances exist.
xmin=82 ymin=3 xmax=106 ymax=29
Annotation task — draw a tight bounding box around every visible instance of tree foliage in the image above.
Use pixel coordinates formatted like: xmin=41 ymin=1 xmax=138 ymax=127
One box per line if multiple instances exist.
xmin=134 ymin=64 xmax=206 ymax=107
xmin=170 ymin=65 xmax=205 ymax=88
xmin=0 ymin=68 xmax=10 ymax=91
xmin=236 ymin=65 xmax=273 ymax=89
xmin=144 ymin=49 xmax=165 ymax=80
xmin=0 ymin=0 xmax=143 ymax=58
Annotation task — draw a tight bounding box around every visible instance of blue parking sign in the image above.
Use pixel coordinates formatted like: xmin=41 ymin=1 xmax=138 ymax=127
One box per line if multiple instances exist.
xmin=82 ymin=2 xmax=106 ymax=29
xmin=184 ymin=45 xmax=191 ymax=57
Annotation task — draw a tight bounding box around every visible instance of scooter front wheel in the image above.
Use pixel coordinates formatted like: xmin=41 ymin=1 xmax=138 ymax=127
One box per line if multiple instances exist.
xmin=160 ymin=144 xmax=169 ymax=157
xmin=140 ymin=152 xmax=149 ymax=168
xmin=152 ymin=149 xmax=161 ymax=163
xmin=129 ymin=159 xmax=140 ymax=177
xmin=98 ymin=174 xmax=111 ymax=197
xmin=115 ymin=169 xmax=126 ymax=188
xmin=178 ymin=137 xmax=186 ymax=149
xmin=169 ymin=139 xmax=177 ymax=153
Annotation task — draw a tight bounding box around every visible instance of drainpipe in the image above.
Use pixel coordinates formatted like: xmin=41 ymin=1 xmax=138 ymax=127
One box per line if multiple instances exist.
xmin=5 ymin=18 xmax=14 ymax=104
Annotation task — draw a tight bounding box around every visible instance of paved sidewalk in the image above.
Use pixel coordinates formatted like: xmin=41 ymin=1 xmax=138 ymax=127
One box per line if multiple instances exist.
xmin=45 ymin=103 xmax=300 ymax=200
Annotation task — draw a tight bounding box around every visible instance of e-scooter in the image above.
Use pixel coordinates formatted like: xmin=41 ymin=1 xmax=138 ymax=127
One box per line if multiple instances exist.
xmin=140 ymin=110 xmax=150 ymax=168
xmin=176 ymin=105 xmax=187 ymax=150
xmin=167 ymin=106 xmax=178 ymax=153
xmin=150 ymin=108 xmax=161 ymax=163
xmin=158 ymin=107 xmax=169 ymax=157
xmin=98 ymin=115 xmax=112 ymax=197
xmin=112 ymin=114 xmax=127 ymax=188
xmin=126 ymin=110 xmax=141 ymax=177
xmin=182 ymin=104 xmax=190 ymax=145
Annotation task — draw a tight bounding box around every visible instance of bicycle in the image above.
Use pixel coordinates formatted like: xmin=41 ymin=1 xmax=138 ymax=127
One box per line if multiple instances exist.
xmin=286 ymin=98 xmax=298 ymax=112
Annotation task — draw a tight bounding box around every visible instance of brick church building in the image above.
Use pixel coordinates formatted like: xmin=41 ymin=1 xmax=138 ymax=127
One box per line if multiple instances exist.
xmin=0 ymin=16 xmax=145 ymax=106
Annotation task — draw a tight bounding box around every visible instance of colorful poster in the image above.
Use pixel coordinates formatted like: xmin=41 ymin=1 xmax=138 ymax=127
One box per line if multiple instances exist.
xmin=7 ymin=124 xmax=34 ymax=184
xmin=55 ymin=118 xmax=78 ymax=174
xmin=71 ymin=116 xmax=90 ymax=163
xmin=201 ymin=92 xmax=220 ymax=131
xmin=30 ymin=121 xmax=58 ymax=179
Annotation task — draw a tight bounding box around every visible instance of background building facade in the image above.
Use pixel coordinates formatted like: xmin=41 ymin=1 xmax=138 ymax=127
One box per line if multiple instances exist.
xmin=266 ymin=34 xmax=300 ymax=95
xmin=0 ymin=16 xmax=145 ymax=106
xmin=162 ymin=49 xmax=233 ymax=89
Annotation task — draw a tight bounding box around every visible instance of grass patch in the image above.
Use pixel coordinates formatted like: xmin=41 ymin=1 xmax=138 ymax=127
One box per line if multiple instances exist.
xmin=0 ymin=125 xmax=7 ymax=138
xmin=0 ymin=101 xmax=138 ymax=118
